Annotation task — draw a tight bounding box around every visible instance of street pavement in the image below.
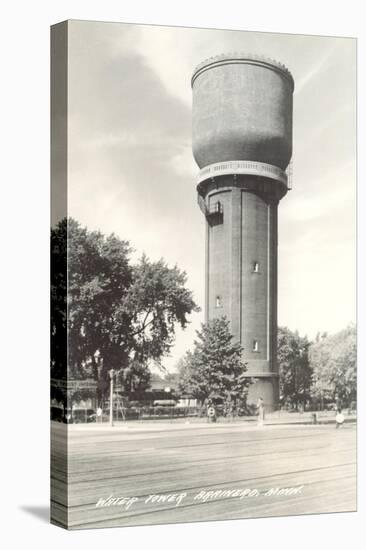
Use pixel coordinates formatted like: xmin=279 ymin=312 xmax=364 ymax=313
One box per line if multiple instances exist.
xmin=51 ymin=421 xmax=357 ymax=529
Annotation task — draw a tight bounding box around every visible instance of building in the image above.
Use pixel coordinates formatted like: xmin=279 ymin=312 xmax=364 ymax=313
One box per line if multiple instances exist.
xmin=191 ymin=54 xmax=294 ymax=411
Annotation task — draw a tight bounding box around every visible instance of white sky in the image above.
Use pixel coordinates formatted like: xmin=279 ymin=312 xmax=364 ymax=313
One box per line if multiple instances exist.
xmin=67 ymin=20 xmax=356 ymax=371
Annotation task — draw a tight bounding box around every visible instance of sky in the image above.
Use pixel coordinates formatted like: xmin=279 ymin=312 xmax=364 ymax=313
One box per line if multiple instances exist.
xmin=66 ymin=20 xmax=356 ymax=371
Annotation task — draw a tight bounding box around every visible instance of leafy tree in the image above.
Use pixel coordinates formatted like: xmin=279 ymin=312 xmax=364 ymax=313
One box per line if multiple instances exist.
xmin=309 ymin=324 xmax=356 ymax=406
xmin=120 ymin=360 xmax=151 ymax=394
xmin=177 ymin=317 xmax=250 ymax=402
xmin=277 ymin=327 xmax=311 ymax=409
xmin=51 ymin=218 xmax=199 ymax=400
xmin=124 ymin=255 xmax=198 ymax=363
xmin=50 ymin=217 xmax=68 ymax=382
xmin=66 ymin=218 xmax=133 ymax=382
xmin=176 ymin=352 xmax=197 ymax=397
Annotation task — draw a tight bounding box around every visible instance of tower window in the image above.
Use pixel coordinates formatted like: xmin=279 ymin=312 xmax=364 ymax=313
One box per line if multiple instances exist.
xmin=215 ymin=296 xmax=222 ymax=308
xmin=253 ymin=262 xmax=259 ymax=273
xmin=252 ymin=340 xmax=259 ymax=352
xmin=210 ymin=201 xmax=223 ymax=214
xmin=206 ymin=201 xmax=224 ymax=225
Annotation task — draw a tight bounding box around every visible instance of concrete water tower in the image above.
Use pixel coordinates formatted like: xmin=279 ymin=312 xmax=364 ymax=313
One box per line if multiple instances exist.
xmin=191 ymin=54 xmax=294 ymax=411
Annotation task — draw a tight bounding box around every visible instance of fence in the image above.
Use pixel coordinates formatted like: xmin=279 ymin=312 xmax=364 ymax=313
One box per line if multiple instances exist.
xmin=51 ymin=403 xmax=357 ymax=424
xmin=50 ymin=404 xmax=255 ymax=423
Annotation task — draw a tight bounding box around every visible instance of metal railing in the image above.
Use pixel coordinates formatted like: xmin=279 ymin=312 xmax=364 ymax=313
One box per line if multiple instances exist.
xmin=286 ymin=159 xmax=293 ymax=190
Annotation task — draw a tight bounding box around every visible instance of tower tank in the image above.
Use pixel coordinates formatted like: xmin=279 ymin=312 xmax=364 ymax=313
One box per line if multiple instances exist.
xmin=191 ymin=54 xmax=294 ymax=412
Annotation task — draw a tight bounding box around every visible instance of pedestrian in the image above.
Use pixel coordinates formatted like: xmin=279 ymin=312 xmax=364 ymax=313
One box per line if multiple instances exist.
xmin=335 ymin=407 xmax=345 ymax=429
xmin=257 ymin=397 xmax=265 ymax=427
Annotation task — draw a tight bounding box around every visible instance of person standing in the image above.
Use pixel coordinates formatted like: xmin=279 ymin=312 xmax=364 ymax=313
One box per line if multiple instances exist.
xmin=335 ymin=407 xmax=345 ymax=429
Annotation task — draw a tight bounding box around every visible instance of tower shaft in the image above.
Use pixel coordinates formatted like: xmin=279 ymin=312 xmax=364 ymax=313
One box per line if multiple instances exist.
xmin=201 ymin=175 xmax=281 ymax=410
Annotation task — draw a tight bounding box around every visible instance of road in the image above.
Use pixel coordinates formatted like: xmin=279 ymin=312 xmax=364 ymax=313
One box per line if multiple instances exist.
xmin=51 ymin=422 xmax=356 ymax=529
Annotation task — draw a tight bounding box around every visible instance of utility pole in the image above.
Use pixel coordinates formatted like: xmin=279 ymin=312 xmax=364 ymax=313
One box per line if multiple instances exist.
xmin=109 ymin=369 xmax=115 ymax=427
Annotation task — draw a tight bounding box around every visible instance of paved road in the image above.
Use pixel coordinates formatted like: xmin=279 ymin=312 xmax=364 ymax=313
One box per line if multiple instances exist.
xmin=51 ymin=422 xmax=356 ymax=529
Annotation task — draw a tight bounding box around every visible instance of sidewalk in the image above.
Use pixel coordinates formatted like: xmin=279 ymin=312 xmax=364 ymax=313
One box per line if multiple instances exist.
xmin=66 ymin=411 xmax=357 ymax=433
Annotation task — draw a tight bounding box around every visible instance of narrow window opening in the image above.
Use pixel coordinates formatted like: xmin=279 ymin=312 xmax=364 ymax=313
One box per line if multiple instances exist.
xmin=213 ymin=201 xmax=222 ymax=214
xmin=253 ymin=261 xmax=259 ymax=273
xmin=252 ymin=340 xmax=259 ymax=352
xmin=215 ymin=296 xmax=222 ymax=308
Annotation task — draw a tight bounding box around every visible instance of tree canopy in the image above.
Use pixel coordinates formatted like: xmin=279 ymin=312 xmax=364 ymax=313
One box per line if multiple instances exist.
xmin=277 ymin=324 xmax=357 ymax=409
xmin=51 ymin=217 xmax=199 ymax=398
xmin=177 ymin=316 xmax=250 ymax=401
xmin=277 ymin=326 xmax=311 ymax=408
xmin=309 ymin=324 xmax=356 ymax=405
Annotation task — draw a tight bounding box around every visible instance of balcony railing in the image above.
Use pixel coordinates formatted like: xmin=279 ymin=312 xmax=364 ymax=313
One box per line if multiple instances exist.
xmin=286 ymin=159 xmax=293 ymax=190
xmin=197 ymin=196 xmax=224 ymax=224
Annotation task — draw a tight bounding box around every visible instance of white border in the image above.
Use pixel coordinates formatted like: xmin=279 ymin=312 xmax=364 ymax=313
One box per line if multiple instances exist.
xmin=1 ymin=1 xmax=364 ymax=549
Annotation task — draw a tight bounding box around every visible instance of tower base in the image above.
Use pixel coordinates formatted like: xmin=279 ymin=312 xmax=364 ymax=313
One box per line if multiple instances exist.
xmin=246 ymin=376 xmax=279 ymax=413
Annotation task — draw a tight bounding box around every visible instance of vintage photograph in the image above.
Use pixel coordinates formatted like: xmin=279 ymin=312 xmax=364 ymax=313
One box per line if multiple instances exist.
xmin=51 ymin=19 xmax=357 ymax=529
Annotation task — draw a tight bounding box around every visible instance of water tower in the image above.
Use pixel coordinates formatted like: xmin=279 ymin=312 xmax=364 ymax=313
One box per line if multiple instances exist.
xmin=191 ymin=54 xmax=294 ymax=411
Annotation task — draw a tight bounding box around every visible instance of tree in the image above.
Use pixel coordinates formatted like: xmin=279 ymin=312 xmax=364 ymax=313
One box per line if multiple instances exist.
xmin=176 ymin=352 xmax=197 ymax=397
xmin=177 ymin=317 xmax=250 ymax=402
xmin=66 ymin=218 xmax=133 ymax=382
xmin=309 ymin=324 xmax=356 ymax=406
xmin=123 ymin=255 xmax=199 ymax=363
xmin=277 ymin=327 xmax=311 ymax=409
xmin=51 ymin=218 xmax=199 ymax=399
xmin=50 ymin=217 xmax=68 ymax=383
xmin=120 ymin=360 xmax=151 ymax=395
